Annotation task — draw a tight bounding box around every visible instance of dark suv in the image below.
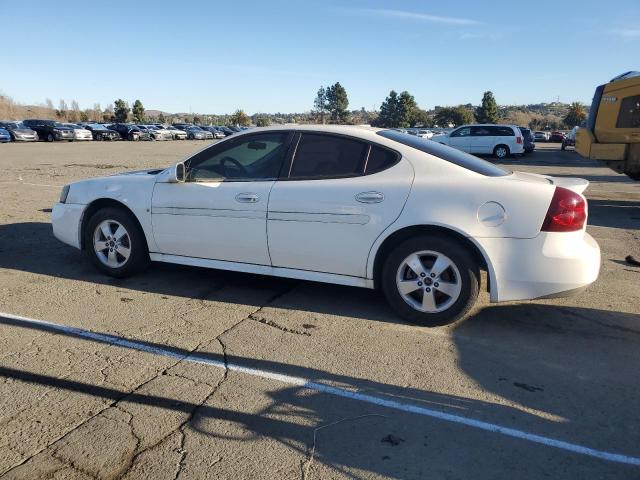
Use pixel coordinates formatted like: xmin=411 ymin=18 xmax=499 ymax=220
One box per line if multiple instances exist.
xmin=22 ymin=119 xmax=75 ymax=142
xmin=108 ymin=123 xmax=151 ymax=141
xmin=518 ymin=127 xmax=535 ymax=154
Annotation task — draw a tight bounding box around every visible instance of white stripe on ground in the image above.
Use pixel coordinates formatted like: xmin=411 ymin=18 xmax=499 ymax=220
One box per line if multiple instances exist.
xmin=1 ymin=311 xmax=639 ymax=467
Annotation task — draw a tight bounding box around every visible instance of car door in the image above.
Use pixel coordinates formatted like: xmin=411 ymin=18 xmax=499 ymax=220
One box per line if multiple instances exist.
xmin=469 ymin=126 xmax=494 ymax=154
xmin=151 ymin=131 xmax=293 ymax=264
xmin=267 ymin=132 xmax=414 ymax=278
xmin=446 ymin=127 xmax=471 ymax=152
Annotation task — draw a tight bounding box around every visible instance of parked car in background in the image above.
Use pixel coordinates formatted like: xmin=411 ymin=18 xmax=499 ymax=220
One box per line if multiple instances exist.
xmin=519 ymin=127 xmax=535 ymax=153
xmin=534 ymin=131 xmax=550 ymax=142
xmin=108 ymin=123 xmax=151 ymax=141
xmin=65 ymin=123 xmax=93 ymax=141
xmin=171 ymin=123 xmax=192 ymax=131
xmin=199 ymin=126 xmax=225 ymax=139
xmin=22 ymin=119 xmax=75 ymax=142
xmin=51 ymin=125 xmax=600 ymax=325
xmin=0 ymin=121 xmax=38 ymax=141
xmin=143 ymin=125 xmax=173 ymax=141
xmin=185 ymin=126 xmax=213 ymax=140
xmin=164 ymin=125 xmax=188 ymax=140
xmin=218 ymin=126 xmax=235 ymax=136
xmin=84 ymin=123 xmax=120 ymax=141
xmin=562 ymin=127 xmax=578 ymax=150
xmin=549 ymin=131 xmax=565 ymax=142
xmin=431 ymin=124 xmax=524 ymax=159
xmin=0 ymin=128 xmax=11 ymax=143
xmin=227 ymin=126 xmax=243 ymax=133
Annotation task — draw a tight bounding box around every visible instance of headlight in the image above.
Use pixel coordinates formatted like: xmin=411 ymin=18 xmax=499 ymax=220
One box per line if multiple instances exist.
xmin=59 ymin=185 xmax=70 ymax=203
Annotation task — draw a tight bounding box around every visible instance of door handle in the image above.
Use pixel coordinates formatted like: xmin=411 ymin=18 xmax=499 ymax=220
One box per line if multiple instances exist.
xmin=355 ymin=191 xmax=384 ymax=203
xmin=235 ymin=193 xmax=259 ymax=203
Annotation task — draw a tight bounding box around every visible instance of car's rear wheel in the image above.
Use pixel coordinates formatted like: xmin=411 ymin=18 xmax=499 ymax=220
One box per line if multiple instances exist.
xmin=381 ymin=236 xmax=479 ymax=326
xmin=493 ymin=145 xmax=509 ymax=159
xmin=47 ymin=133 xmax=54 ymax=142
xmin=85 ymin=208 xmax=149 ymax=278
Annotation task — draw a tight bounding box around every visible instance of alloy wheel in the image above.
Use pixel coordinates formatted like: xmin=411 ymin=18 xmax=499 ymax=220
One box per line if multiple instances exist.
xmin=93 ymin=220 xmax=132 ymax=268
xmin=395 ymin=250 xmax=462 ymax=313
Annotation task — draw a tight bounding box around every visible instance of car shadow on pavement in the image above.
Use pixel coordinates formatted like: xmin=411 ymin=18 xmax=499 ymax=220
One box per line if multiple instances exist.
xmin=1 ymin=304 xmax=640 ymax=478
xmin=0 ymin=221 xmax=401 ymax=322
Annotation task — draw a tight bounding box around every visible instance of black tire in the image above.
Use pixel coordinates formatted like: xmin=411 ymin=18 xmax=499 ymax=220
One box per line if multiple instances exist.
xmin=47 ymin=133 xmax=54 ymax=142
xmin=84 ymin=207 xmax=149 ymax=278
xmin=626 ymin=172 xmax=640 ymax=181
xmin=493 ymin=144 xmax=510 ymax=159
xmin=381 ymin=235 xmax=480 ymax=326
xmin=561 ymin=142 xmax=566 ymax=151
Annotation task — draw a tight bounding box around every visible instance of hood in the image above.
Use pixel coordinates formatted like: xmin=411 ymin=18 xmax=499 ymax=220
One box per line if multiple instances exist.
xmin=511 ymin=171 xmax=589 ymax=194
xmin=11 ymin=128 xmax=35 ymax=134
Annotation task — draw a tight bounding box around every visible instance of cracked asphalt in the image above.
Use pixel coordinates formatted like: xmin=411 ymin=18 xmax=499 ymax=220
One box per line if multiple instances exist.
xmin=0 ymin=140 xmax=639 ymax=479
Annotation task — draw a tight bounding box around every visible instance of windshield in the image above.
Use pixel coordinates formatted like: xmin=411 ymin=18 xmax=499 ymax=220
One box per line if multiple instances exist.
xmin=377 ymin=129 xmax=511 ymax=177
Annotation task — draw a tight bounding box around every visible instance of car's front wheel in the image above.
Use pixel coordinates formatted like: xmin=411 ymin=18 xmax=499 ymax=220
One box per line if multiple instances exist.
xmin=47 ymin=133 xmax=54 ymax=142
xmin=381 ymin=236 xmax=479 ymax=326
xmin=85 ymin=208 xmax=149 ymax=278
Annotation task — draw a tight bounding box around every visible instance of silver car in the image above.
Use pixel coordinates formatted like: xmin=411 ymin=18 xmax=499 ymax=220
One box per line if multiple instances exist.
xmin=0 ymin=121 xmax=38 ymax=141
xmin=186 ymin=126 xmax=213 ymax=140
xmin=65 ymin=124 xmax=93 ymax=141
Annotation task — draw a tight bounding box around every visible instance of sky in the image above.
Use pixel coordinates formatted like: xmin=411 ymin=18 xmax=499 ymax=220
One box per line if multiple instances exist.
xmin=1 ymin=0 xmax=638 ymax=114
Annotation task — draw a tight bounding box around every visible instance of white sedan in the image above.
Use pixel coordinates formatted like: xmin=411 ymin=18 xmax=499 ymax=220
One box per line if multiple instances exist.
xmin=51 ymin=125 xmax=600 ymax=325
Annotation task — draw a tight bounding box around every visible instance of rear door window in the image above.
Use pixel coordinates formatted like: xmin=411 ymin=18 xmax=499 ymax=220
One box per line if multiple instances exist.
xmin=471 ymin=126 xmax=492 ymax=136
xmin=289 ymin=133 xmax=368 ymax=179
xmin=365 ymin=145 xmax=400 ymax=174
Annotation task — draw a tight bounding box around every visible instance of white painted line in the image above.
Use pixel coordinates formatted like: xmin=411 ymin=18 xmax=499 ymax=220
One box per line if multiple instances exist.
xmin=1 ymin=311 xmax=639 ymax=467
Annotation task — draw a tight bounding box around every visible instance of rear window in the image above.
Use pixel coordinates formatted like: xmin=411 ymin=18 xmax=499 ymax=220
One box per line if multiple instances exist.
xmin=491 ymin=126 xmax=515 ymax=136
xmin=377 ymin=129 xmax=511 ymax=177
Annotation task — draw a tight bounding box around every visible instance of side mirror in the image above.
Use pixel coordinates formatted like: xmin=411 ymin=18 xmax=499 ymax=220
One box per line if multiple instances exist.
xmin=176 ymin=162 xmax=186 ymax=182
xmin=168 ymin=162 xmax=186 ymax=183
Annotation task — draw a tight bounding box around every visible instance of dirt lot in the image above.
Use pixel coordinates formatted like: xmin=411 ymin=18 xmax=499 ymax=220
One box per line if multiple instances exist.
xmin=0 ymin=140 xmax=639 ymax=479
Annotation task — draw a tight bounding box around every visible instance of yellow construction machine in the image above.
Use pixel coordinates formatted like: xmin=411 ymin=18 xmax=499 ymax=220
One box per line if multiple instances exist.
xmin=576 ymin=71 xmax=640 ymax=180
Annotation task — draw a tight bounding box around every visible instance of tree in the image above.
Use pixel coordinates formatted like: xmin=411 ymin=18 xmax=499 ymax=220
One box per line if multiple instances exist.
xmin=435 ymin=105 xmax=475 ymax=127
xmin=113 ymin=99 xmax=129 ymax=123
xmin=313 ymin=87 xmax=328 ymax=124
xmin=375 ymin=90 xmax=401 ymax=127
xmin=230 ymin=109 xmax=250 ymax=126
xmin=325 ymin=82 xmax=349 ymax=123
xmin=256 ymin=116 xmax=270 ymax=127
xmin=158 ymin=112 xmax=166 ymax=124
xmin=193 ymin=115 xmax=202 ymax=125
xmin=410 ymin=109 xmax=432 ymax=127
xmin=475 ymin=91 xmax=499 ymax=123
xmin=564 ymin=102 xmax=587 ymax=127
xmin=67 ymin=100 xmax=80 ymax=122
xmin=80 ymin=111 xmax=89 ymax=122
xmin=45 ymin=98 xmax=54 ymax=110
xmin=398 ymin=91 xmax=419 ymax=127
xmin=132 ymin=99 xmax=145 ymax=123
xmin=103 ymin=105 xmax=115 ymax=122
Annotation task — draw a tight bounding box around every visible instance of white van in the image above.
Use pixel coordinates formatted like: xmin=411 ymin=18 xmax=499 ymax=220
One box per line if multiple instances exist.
xmin=431 ymin=124 xmax=524 ymax=159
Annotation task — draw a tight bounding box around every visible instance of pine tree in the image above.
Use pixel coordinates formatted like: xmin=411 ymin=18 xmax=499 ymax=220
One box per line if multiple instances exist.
xmin=325 ymin=82 xmax=349 ymax=123
xmin=132 ymin=100 xmax=145 ymax=123
xmin=475 ymin=91 xmax=499 ymax=123
xmin=113 ymin=99 xmax=129 ymax=123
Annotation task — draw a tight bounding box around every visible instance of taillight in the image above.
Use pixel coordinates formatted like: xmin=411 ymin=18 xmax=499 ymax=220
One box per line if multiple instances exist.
xmin=516 ymin=136 xmax=522 ymax=144
xmin=541 ymin=187 xmax=586 ymax=232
